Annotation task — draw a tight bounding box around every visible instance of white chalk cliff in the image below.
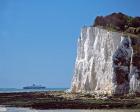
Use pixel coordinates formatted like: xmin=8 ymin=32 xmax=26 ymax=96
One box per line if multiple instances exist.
xmin=71 ymin=26 xmax=140 ymax=95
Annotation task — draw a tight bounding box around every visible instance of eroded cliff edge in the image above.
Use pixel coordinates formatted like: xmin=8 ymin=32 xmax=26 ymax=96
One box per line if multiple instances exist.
xmin=71 ymin=13 xmax=140 ymax=95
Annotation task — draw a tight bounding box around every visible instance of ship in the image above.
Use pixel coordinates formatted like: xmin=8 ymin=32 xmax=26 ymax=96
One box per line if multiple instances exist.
xmin=23 ymin=84 xmax=46 ymax=89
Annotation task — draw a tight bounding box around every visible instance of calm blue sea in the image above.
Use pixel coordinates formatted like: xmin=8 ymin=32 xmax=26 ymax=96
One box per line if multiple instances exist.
xmin=0 ymin=88 xmax=68 ymax=93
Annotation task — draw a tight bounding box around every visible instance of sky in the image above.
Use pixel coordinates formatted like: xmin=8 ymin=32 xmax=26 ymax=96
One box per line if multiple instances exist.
xmin=0 ymin=0 xmax=140 ymax=88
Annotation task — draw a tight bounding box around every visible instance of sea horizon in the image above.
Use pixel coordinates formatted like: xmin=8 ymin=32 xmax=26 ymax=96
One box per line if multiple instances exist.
xmin=0 ymin=87 xmax=68 ymax=93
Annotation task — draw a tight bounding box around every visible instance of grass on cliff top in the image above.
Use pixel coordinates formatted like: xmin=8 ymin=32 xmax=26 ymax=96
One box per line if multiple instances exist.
xmin=97 ymin=26 xmax=140 ymax=38
xmin=123 ymin=32 xmax=140 ymax=38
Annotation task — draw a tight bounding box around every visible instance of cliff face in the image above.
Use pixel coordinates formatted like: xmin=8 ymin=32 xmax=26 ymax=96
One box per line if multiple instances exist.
xmin=71 ymin=26 xmax=140 ymax=95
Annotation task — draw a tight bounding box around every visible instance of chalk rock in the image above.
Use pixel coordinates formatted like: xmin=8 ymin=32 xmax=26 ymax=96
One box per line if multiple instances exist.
xmin=71 ymin=26 xmax=140 ymax=95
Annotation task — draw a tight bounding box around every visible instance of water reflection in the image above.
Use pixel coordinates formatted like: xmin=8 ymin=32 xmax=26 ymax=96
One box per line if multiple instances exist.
xmin=0 ymin=107 xmax=140 ymax=112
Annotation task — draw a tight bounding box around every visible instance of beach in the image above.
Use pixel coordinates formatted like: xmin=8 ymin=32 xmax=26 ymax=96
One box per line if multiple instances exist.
xmin=0 ymin=91 xmax=140 ymax=109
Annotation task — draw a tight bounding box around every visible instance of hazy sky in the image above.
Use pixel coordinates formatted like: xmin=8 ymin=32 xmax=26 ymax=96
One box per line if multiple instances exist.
xmin=0 ymin=0 xmax=140 ymax=88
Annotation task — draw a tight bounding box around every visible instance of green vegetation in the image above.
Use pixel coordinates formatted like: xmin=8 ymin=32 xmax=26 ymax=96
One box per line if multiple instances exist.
xmin=127 ymin=16 xmax=133 ymax=23
xmin=94 ymin=12 xmax=140 ymax=37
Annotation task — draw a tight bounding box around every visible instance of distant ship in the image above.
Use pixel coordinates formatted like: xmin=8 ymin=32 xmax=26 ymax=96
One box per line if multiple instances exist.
xmin=23 ymin=84 xmax=46 ymax=89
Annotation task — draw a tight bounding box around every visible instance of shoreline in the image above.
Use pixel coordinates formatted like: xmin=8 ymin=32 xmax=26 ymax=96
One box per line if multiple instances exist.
xmin=0 ymin=91 xmax=139 ymax=109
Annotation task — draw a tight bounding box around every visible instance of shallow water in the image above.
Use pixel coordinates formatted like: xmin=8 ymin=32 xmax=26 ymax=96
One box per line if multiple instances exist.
xmin=0 ymin=107 xmax=140 ymax=112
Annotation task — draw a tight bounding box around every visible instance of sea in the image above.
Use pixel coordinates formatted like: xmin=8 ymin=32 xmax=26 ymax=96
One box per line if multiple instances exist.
xmin=0 ymin=88 xmax=68 ymax=93
xmin=0 ymin=107 xmax=139 ymax=112
xmin=0 ymin=88 xmax=140 ymax=112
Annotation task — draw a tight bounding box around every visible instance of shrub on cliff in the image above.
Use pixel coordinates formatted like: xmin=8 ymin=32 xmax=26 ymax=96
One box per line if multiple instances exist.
xmin=93 ymin=12 xmax=140 ymax=35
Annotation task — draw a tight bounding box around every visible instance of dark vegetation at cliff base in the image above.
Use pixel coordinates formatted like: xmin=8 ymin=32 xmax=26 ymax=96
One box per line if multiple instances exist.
xmin=93 ymin=12 xmax=140 ymax=36
xmin=0 ymin=91 xmax=140 ymax=109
